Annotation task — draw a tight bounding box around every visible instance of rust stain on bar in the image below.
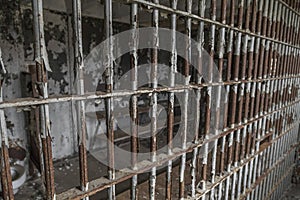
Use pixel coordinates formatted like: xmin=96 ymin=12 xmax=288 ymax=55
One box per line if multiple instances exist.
xmin=166 ymin=0 xmax=177 ymax=199
xmin=32 ymin=0 xmax=56 ymax=198
xmin=1 ymin=144 xmax=14 ymax=200
xmin=104 ymin=0 xmax=116 ymax=199
xmin=72 ymin=0 xmax=89 ymax=196
xmin=150 ymin=0 xmax=159 ymax=199
xmin=130 ymin=2 xmax=138 ymax=200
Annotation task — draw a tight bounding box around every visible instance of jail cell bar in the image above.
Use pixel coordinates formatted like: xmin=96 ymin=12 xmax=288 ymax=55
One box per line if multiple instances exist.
xmin=1 ymin=0 xmax=300 ymax=199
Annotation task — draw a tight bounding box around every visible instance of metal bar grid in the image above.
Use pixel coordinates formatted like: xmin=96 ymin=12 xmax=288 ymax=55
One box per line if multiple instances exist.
xmin=0 ymin=0 xmax=300 ymax=200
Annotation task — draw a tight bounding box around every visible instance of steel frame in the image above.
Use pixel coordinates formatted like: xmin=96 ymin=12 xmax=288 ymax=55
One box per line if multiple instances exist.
xmin=0 ymin=0 xmax=300 ymax=199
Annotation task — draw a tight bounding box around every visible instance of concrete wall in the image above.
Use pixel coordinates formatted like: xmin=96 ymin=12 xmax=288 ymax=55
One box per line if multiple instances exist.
xmin=0 ymin=0 xmax=132 ymax=160
xmin=0 ymin=1 xmax=75 ymax=159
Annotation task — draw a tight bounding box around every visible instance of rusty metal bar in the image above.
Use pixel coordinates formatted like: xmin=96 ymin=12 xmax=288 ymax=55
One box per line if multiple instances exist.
xmin=72 ymin=1 xmax=89 ymax=198
xmin=198 ymin=0 xmax=215 ymax=196
xmin=255 ymin=1 xmax=269 ymax=198
xmin=32 ymin=0 xmax=55 ymax=199
xmin=178 ymin=0 xmax=192 ymax=199
xmin=208 ymin=0 xmax=219 ymax=199
xmin=104 ymin=0 xmax=116 ymax=199
xmin=190 ymin=0 xmax=205 ymax=198
xmin=0 ymin=144 xmax=14 ymax=200
xmin=166 ymin=0 xmax=177 ymax=199
xmin=250 ymin=1 xmax=264 ymax=199
xmin=130 ymin=3 xmax=138 ymax=200
xmin=217 ymin=0 xmax=227 ymax=199
xmin=263 ymin=0 xmax=279 ymax=195
xmin=238 ymin=0 xmax=254 ymax=197
xmin=224 ymin=0 xmax=237 ymax=198
xmin=231 ymin=0 xmax=245 ymax=198
xmin=0 ymin=75 xmax=298 ymax=109
xmin=150 ymin=0 xmax=159 ymax=199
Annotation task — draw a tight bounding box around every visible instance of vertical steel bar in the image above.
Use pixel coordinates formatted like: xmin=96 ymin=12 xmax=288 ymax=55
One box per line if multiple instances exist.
xmin=130 ymin=3 xmax=138 ymax=200
xmin=273 ymin=3 xmax=283 ymax=144
xmin=263 ymin=0 xmax=275 ymax=136
xmin=255 ymin=13 xmax=269 ymax=195
xmin=104 ymin=0 xmax=115 ymax=199
xmin=250 ymin=1 xmax=264 ymax=199
xmin=179 ymin=0 xmax=191 ymax=199
xmin=265 ymin=1 xmax=279 ymax=193
xmin=240 ymin=0 xmax=251 ymax=161
xmin=208 ymin=1 xmax=218 ymax=199
xmin=32 ymin=0 xmax=55 ymax=199
xmin=166 ymin=0 xmax=177 ymax=199
xmin=195 ymin=0 xmax=206 ymax=198
xmin=232 ymin=0 xmax=245 ymax=199
xmin=266 ymin=0 xmax=278 ymax=140
xmin=224 ymin=0 xmax=236 ymax=198
xmin=277 ymin=6 xmax=286 ymax=112
xmin=150 ymin=0 xmax=159 ymax=199
xmin=281 ymin=10 xmax=289 ymax=109
xmin=257 ymin=0 xmax=270 ymax=135
xmin=282 ymin=9 xmax=293 ymax=111
xmin=217 ymin=0 xmax=227 ymax=198
xmin=262 ymin=4 xmax=275 ymax=199
xmin=72 ymin=1 xmax=89 ymax=198
xmin=246 ymin=2 xmax=258 ymax=198
xmin=200 ymin=0 xmax=216 ymax=198
xmin=239 ymin=0 xmax=254 ymax=196
xmin=241 ymin=1 xmax=254 ymax=196
xmin=0 ymin=142 xmax=14 ymax=200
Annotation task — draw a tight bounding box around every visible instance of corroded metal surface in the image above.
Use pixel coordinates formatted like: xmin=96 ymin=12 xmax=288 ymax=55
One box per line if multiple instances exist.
xmin=73 ymin=0 xmax=89 ymax=197
xmin=32 ymin=0 xmax=55 ymax=199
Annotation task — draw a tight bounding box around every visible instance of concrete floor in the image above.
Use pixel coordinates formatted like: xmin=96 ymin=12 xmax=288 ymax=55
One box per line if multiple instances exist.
xmin=12 ymin=138 xmax=300 ymax=200
xmin=13 ymin=167 xmax=300 ymax=200
xmin=283 ymin=184 xmax=300 ymax=200
xmin=13 ymin=152 xmax=192 ymax=199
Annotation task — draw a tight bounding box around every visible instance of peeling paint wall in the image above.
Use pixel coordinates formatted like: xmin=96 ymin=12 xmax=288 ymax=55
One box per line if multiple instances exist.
xmin=0 ymin=1 xmax=134 ymax=160
xmin=0 ymin=1 xmax=77 ymax=160
xmin=0 ymin=0 xmax=27 ymax=150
